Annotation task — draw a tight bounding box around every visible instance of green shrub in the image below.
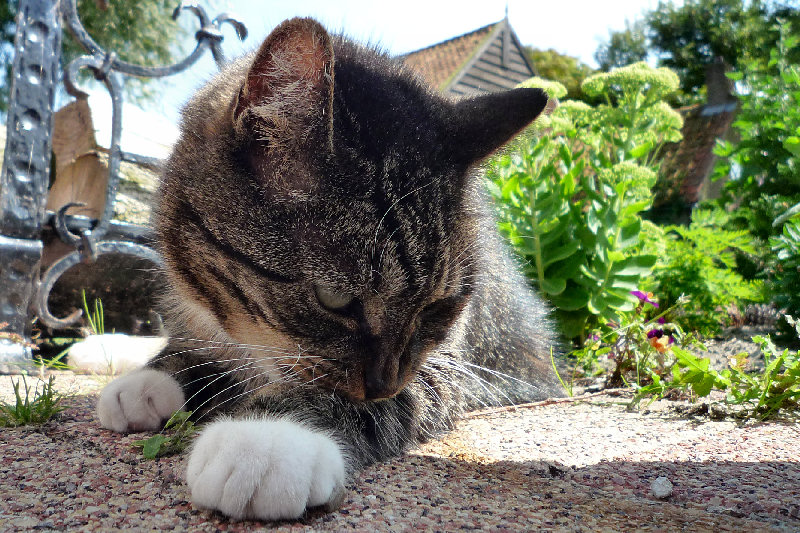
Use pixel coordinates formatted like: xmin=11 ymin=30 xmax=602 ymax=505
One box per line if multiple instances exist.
xmin=713 ymin=22 xmax=800 ymax=243
xmin=770 ymin=208 xmax=800 ymax=337
xmin=644 ymin=208 xmax=764 ymax=335
xmin=712 ymin=21 xmax=800 ymax=308
xmin=488 ymin=63 xmax=682 ymax=341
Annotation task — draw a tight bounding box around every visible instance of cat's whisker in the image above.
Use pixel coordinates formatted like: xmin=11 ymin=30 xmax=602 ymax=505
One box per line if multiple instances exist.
xmin=419 ymin=364 xmax=494 ymax=410
xmin=424 ymin=357 xmax=516 ymax=407
xmin=147 ymin=346 xmax=266 ymax=368
xmin=458 ymin=360 xmax=548 ymax=393
xmin=179 ymin=363 xmax=259 ymax=391
xmin=196 ymin=370 xmax=328 ymax=425
xmin=193 ymin=369 xmax=278 ymax=424
xmin=178 ymin=360 xmax=261 ymax=414
xmin=166 ymin=336 xmax=313 ymax=356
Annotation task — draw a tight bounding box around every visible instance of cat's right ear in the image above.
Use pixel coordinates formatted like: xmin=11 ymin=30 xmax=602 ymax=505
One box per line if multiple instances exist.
xmin=232 ymin=17 xmax=334 ymax=151
xmin=450 ymin=88 xmax=549 ymax=165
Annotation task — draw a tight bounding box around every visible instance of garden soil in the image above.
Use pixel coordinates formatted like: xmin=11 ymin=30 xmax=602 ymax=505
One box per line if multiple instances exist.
xmin=1 ymin=370 xmax=798 ymax=532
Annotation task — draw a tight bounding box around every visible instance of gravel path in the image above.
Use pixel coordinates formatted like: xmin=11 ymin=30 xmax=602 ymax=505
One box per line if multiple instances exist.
xmin=1 ymin=372 xmax=798 ymax=532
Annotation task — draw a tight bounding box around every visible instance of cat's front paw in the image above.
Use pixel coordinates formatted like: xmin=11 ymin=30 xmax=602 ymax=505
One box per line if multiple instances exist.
xmin=186 ymin=418 xmax=346 ymax=521
xmin=96 ymin=368 xmax=185 ymax=432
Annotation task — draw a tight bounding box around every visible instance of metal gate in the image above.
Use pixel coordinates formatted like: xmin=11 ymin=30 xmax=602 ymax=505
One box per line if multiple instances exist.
xmin=0 ymin=0 xmax=247 ymax=372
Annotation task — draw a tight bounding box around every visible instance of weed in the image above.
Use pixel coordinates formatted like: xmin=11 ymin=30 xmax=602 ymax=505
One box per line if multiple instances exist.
xmin=0 ymin=375 xmax=66 ymax=427
xmin=82 ymin=291 xmax=105 ymax=336
xmin=572 ymin=293 xmax=702 ymax=388
xmin=34 ymin=345 xmax=72 ymax=372
xmin=633 ymin=316 xmax=800 ymax=419
xmin=132 ymin=410 xmax=198 ymax=459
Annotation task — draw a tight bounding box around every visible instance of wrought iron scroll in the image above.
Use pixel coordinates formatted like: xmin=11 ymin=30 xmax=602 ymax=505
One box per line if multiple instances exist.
xmin=0 ymin=0 xmax=61 ymax=371
xmin=32 ymin=0 xmax=247 ymax=330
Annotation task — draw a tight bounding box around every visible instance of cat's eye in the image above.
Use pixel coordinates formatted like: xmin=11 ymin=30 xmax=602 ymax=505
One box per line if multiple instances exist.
xmin=419 ymin=296 xmax=459 ymax=321
xmin=314 ymin=284 xmax=355 ymax=311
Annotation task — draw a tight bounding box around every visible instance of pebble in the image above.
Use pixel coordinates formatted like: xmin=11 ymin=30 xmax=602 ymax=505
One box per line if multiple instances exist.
xmin=651 ymin=476 xmax=674 ymax=499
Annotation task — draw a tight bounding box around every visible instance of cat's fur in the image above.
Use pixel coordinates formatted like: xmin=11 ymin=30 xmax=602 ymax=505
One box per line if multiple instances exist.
xmin=97 ymin=18 xmax=562 ymax=521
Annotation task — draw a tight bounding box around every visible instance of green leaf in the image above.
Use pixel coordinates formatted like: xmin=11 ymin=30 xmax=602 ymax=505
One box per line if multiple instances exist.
xmin=617 ymin=219 xmax=642 ymax=250
xmin=692 ymin=374 xmax=717 ymax=397
xmin=551 ymin=287 xmax=590 ymax=311
xmin=587 ymin=292 xmax=606 ymax=315
xmin=540 ymin=277 xmax=567 ymax=296
xmin=558 ymin=142 xmax=573 ymax=166
xmin=578 ymin=264 xmax=602 ymax=283
xmin=501 ymin=175 xmax=520 ymax=198
xmin=607 ymin=250 xmax=625 ymax=263
xmin=784 ymin=136 xmax=800 ymax=157
xmin=628 ymin=140 xmax=654 ymax=159
xmin=133 ymin=435 xmax=168 ymax=460
xmin=620 ymin=200 xmax=650 ymax=219
xmin=543 ymin=240 xmax=581 ymax=269
xmin=610 ymin=254 xmax=657 ymax=276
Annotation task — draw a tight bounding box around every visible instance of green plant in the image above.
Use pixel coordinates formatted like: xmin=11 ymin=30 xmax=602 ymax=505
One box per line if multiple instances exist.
xmin=82 ymin=291 xmax=105 ymax=336
xmin=713 ymin=21 xmax=800 ymax=243
xmin=644 ymin=208 xmax=764 ymax=335
xmin=635 ymin=317 xmax=800 ymax=419
xmin=595 ymin=0 xmax=800 ymax=105
xmin=34 ymin=346 xmax=72 ymax=372
xmin=573 ymin=293 xmax=701 ymax=389
xmin=489 ymin=62 xmax=682 ymax=341
xmin=770 ymin=208 xmax=800 ymax=337
xmin=0 ymin=375 xmax=66 ymax=427
xmin=132 ymin=410 xmax=197 ymax=459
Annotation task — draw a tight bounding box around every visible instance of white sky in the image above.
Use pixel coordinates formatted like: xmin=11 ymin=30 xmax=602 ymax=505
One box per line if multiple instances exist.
xmin=85 ymin=0 xmax=672 ymax=153
xmin=152 ymin=0 xmax=667 ymax=122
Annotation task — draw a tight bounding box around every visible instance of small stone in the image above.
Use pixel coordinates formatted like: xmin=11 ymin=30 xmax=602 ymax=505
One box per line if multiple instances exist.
xmin=651 ymin=476 xmax=673 ymax=499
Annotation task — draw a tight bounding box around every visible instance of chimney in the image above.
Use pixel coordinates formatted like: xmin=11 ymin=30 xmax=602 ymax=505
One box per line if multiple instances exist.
xmin=705 ymin=57 xmax=735 ymax=106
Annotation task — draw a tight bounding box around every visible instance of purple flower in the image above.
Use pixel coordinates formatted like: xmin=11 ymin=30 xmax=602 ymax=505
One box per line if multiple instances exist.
xmin=647 ymin=328 xmax=663 ymax=339
xmin=631 ymin=290 xmax=659 ymax=308
xmin=658 ymin=316 xmax=666 ymax=324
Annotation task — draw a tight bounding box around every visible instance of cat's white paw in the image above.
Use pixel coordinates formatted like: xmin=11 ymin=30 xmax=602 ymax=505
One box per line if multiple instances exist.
xmin=96 ymin=368 xmax=185 ymax=432
xmin=186 ymin=418 xmax=346 ymax=521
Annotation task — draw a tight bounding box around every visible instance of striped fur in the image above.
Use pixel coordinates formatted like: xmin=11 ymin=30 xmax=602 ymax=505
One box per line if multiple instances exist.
xmin=147 ymin=17 xmax=561 ymax=485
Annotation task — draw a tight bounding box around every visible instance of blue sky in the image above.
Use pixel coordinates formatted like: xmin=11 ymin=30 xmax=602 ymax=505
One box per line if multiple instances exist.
xmin=89 ymin=0 xmax=673 ymax=152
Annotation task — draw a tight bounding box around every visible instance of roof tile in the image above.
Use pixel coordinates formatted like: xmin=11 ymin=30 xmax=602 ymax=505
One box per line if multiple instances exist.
xmin=401 ymin=22 xmax=498 ymax=90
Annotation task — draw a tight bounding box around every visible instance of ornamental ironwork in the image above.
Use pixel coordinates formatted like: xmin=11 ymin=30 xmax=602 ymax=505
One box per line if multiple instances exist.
xmin=0 ymin=0 xmax=247 ymax=371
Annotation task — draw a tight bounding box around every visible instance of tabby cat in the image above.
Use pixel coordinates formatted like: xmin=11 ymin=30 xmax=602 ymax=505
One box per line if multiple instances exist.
xmin=97 ymin=17 xmax=561 ymax=521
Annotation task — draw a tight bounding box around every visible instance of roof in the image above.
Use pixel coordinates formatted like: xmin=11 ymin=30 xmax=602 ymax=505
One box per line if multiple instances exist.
xmin=401 ymin=22 xmax=497 ymax=91
xmin=401 ymin=19 xmax=536 ymax=96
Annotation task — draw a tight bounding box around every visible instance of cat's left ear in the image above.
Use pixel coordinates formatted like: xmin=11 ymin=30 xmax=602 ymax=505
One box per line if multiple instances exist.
xmin=233 ymin=17 xmax=335 ymax=150
xmin=450 ymin=88 xmax=549 ymax=164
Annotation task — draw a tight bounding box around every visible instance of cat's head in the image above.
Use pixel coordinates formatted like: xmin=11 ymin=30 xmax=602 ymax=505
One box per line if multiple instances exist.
xmin=157 ymin=18 xmax=549 ymax=401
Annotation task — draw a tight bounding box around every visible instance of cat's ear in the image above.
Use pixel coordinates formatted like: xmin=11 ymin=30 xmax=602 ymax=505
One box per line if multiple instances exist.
xmin=233 ymin=17 xmax=334 ymax=150
xmin=450 ymin=88 xmax=549 ymax=164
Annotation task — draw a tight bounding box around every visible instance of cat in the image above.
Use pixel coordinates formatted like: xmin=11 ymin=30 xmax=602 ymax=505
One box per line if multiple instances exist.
xmin=96 ymin=17 xmax=561 ymax=521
